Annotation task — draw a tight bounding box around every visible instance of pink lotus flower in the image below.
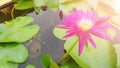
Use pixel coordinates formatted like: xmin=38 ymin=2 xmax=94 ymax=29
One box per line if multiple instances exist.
xmin=57 ymin=10 xmax=113 ymax=56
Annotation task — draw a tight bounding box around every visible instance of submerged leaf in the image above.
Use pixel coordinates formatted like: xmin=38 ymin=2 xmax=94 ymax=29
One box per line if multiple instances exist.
xmin=0 ymin=43 xmax=28 ymax=68
xmin=64 ymin=35 xmax=116 ymax=68
xmin=0 ymin=16 xmax=39 ymax=42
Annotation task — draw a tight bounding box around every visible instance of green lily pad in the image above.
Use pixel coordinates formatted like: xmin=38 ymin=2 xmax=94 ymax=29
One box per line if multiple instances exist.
xmin=33 ymin=0 xmax=45 ymax=7
xmin=59 ymin=0 xmax=89 ymax=14
xmin=15 ymin=1 xmax=34 ymax=10
xmin=0 ymin=16 xmax=39 ymax=42
xmin=44 ymin=0 xmax=58 ymax=9
xmin=64 ymin=35 xmax=116 ymax=68
xmin=0 ymin=60 xmax=18 ymax=68
xmin=12 ymin=0 xmax=24 ymax=3
xmin=41 ymin=54 xmax=81 ymax=68
xmin=0 ymin=43 xmax=28 ymax=68
xmin=33 ymin=0 xmax=45 ymax=14
xmin=0 ymin=43 xmax=28 ymax=63
xmin=33 ymin=0 xmax=58 ymax=13
xmin=53 ymin=27 xmax=66 ymax=40
xmin=60 ymin=56 xmax=81 ymax=68
xmin=41 ymin=54 xmax=59 ymax=68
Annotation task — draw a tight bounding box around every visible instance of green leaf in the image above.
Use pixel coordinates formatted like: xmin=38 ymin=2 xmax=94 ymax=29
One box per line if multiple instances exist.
xmin=12 ymin=0 xmax=24 ymax=3
xmin=59 ymin=0 xmax=89 ymax=14
xmin=34 ymin=0 xmax=45 ymax=7
xmin=41 ymin=54 xmax=51 ymax=68
xmin=41 ymin=54 xmax=59 ymax=68
xmin=16 ymin=1 xmax=34 ymax=10
xmin=41 ymin=54 xmax=81 ymax=68
xmin=64 ymin=35 xmax=116 ymax=68
xmin=33 ymin=0 xmax=45 ymax=14
xmin=60 ymin=57 xmax=81 ymax=68
xmin=0 ymin=16 xmax=39 ymax=42
xmin=0 ymin=43 xmax=28 ymax=63
xmin=33 ymin=0 xmax=58 ymax=13
xmin=53 ymin=27 xmax=66 ymax=40
xmin=44 ymin=0 xmax=58 ymax=9
xmin=0 ymin=60 xmax=18 ymax=68
xmin=0 ymin=43 xmax=28 ymax=68
xmin=25 ymin=64 xmax=36 ymax=68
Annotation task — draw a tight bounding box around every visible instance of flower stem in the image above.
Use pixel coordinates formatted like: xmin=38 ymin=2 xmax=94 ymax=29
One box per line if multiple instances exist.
xmin=57 ymin=37 xmax=78 ymax=65
xmin=11 ymin=4 xmax=17 ymax=19
xmin=86 ymin=41 xmax=88 ymax=47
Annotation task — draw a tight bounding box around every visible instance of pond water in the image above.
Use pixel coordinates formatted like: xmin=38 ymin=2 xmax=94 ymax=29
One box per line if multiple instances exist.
xmin=19 ymin=10 xmax=65 ymax=68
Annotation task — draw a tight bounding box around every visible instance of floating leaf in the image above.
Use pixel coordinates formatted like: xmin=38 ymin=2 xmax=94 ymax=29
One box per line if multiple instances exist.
xmin=25 ymin=64 xmax=36 ymax=68
xmin=33 ymin=0 xmax=58 ymax=13
xmin=41 ymin=54 xmax=51 ymax=68
xmin=33 ymin=0 xmax=45 ymax=14
xmin=0 ymin=16 xmax=39 ymax=42
xmin=60 ymin=56 xmax=81 ymax=68
xmin=0 ymin=61 xmax=18 ymax=68
xmin=44 ymin=0 xmax=58 ymax=9
xmin=0 ymin=43 xmax=28 ymax=68
xmin=64 ymin=35 xmax=116 ymax=68
xmin=41 ymin=54 xmax=59 ymax=68
xmin=0 ymin=43 xmax=28 ymax=63
xmin=33 ymin=0 xmax=45 ymax=7
xmin=12 ymin=0 xmax=24 ymax=3
xmin=59 ymin=0 xmax=89 ymax=14
xmin=15 ymin=1 xmax=34 ymax=10
xmin=53 ymin=27 xmax=66 ymax=40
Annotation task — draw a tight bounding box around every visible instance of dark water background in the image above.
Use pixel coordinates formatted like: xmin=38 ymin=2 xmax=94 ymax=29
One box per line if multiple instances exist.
xmin=20 ymin=10 xmax=65 ymax=68
xmin=0 ymin=8 xmax=65 ymax=68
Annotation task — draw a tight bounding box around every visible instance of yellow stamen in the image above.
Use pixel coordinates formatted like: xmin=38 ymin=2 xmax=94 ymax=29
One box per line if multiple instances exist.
xmin=78 ymin=19 xmax=93 ymax=31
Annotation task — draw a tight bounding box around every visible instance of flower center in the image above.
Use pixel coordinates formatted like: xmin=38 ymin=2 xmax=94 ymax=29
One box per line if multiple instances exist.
xmin=78 ymin=19 xmax=93 ymax=31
